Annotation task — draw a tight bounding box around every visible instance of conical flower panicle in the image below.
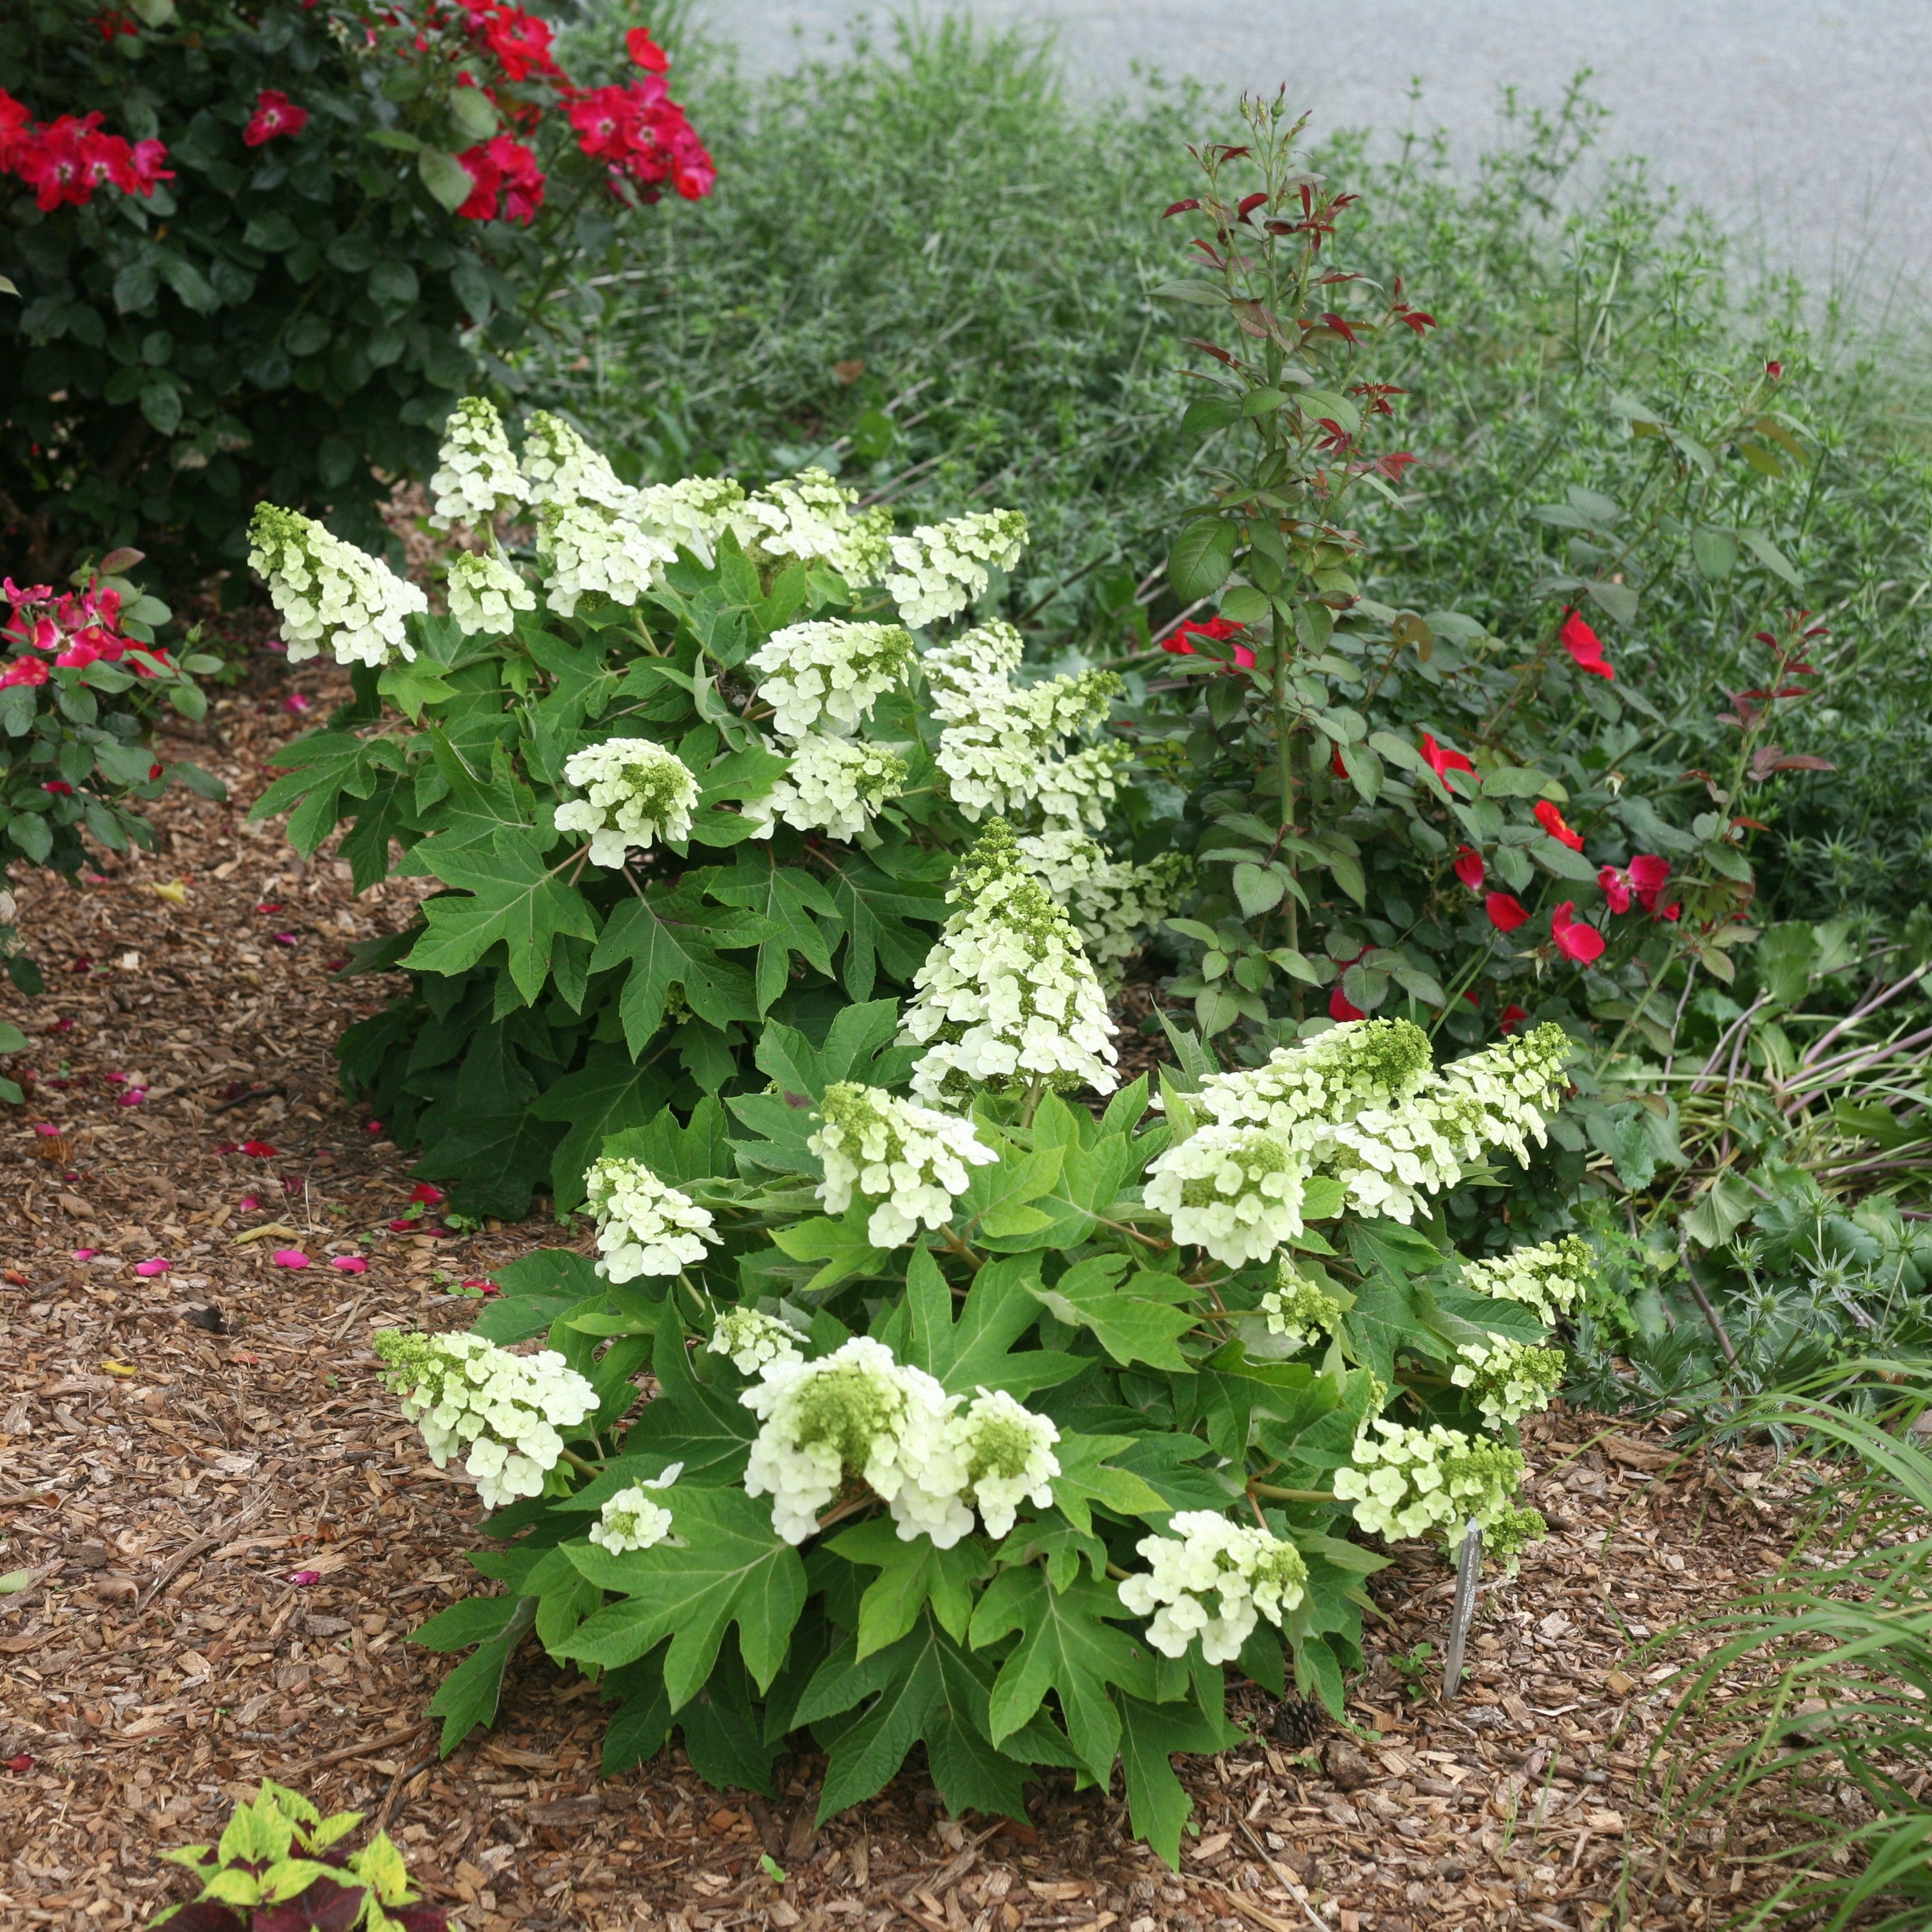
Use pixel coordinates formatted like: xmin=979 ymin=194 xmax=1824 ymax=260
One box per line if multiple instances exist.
xmin=899 ymin=819 xmax=1118 ymax=1102
xmin=429 ymin=397 xmax=525 ymax=528
xmin=247 ymin=504 xmax=426 ymax=668
xmin=553 ymin=738 xmax=699 ymax=866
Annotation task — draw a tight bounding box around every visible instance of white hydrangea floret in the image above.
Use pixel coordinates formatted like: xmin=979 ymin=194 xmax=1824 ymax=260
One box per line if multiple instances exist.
xmin=247 ymin=504 xmax=427 ymax=669
xmin=709 ymin=1307 xmax=805 ymax=1376
xmin=901 ymin=820 xmax=1118 ymax=1102
xmin=1450 ymin=1336 xmax=1567 ymax=1428
xmin=373 ymin=1328 xmax=596 ymax=1510
xmin=1019 ymin=832 xmax=1194 ymax=988
xmin=1259 ymin=1261 xmax=1347 ymax=1351
xmin=429 ymin=397 xmax=526 ymax=527
xmin=1144 ymin=1122 xmax=1306 ymax=1269
xmin=748 ymin=621 xmax=914 ymax=742
xmin=807 ymin=1081 xmax=997 ymax=1247
xmin=519 ymin=409 xmax=635 ymax=511
xmin=884 ymin=509 xmax=1028 ymax=627
xmin=950 ymin=1387 xmax=1060 ymax=1538
xmin=587 ymin=1464 xmax=684 ymax=1554
xmin=1116 ymin=1512 xmax=1309 ymax=1665
xmin=747 ymin=733 xmax=907 ymax=844
xmin=732 ymin=468 xmax=893 ymax=581
xmin=1461 ymin=1235 xmax=1595 ymax=1324
xmin=446 ymin=550 xmax=536 ymax=635
xmin=539 ymin=501 xmax=682 ymax=615
xmin=554 ymin=737 xmax=699 ymax=866
xmin=584 ymin=1156 xmax=717 ymax=1281
xmin=740 ymin=1336 xmax=969 ymax=1547
xmin=1331 ymin=1418 xmax=1526 ymax=1543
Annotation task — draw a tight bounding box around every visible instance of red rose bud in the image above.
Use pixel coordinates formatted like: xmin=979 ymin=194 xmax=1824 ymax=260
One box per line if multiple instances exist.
xmin=1485 ymin=892 xmax=1530 ymax=933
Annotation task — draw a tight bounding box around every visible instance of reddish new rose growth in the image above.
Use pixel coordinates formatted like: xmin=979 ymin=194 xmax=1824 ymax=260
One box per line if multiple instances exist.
xmin=1484 ymin=891 xmax=1529 ymax=933
xmin=0 ymin=88 xmax=170 ymax=212
xmin=243 ymin=88 xmax=309 ymax=147
xmin=1549 ymin=901 xmax=1605 ymax=963
xmin=1534 ymin=800 xmax=1584 ymax=851
xmin=1559 ymin=609 xmax=1614 ymax=681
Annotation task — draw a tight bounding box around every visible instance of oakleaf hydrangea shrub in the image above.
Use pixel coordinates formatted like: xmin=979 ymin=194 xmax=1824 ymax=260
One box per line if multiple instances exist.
xmin=388 ymin=983 xmax=1587 ymax=1865
xmin=1 ymin=0 xmax=713 ymax=583
xmin=251 ymin=402 xmax=1187 ymax=1216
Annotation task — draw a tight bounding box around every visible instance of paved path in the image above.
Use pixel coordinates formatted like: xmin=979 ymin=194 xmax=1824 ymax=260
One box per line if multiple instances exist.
xmin=697 ymin=0 xmax=1932 ymax=310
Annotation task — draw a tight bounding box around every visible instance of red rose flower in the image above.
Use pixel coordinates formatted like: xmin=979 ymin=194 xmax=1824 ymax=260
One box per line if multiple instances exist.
xmin=1160 ymin=613 xmax=1255 ymax=671
xmin=1596 ymin=864 xmax=1633 ymax=913
xmin=1559 ymin=609 xmax=1614 ymax=680
xmin=1418 ymin=732 xmax=1475 ymax=782
xmin=1628 ymin=853 xmax=1673 ymax=913
xmin=1534 ymin=800 xmax=1585 ymax=851
xmin=1484 ymin=891 xmax=1530 ymax=933
xmin=243 ymin=90 xmax=309 ymax=148
xmin=627 ymin=25 xmax=671 ymax=70
xmin=1452 ymin=844 xmax=1485 ymax=890
xmin=1499 ymin=1003 xmax=1529 ymax=1035
xmin=1329 ymin=982 xmax=1366 ymax=1022
xmin=1550 ymin=900 xmax=1606 ymax=963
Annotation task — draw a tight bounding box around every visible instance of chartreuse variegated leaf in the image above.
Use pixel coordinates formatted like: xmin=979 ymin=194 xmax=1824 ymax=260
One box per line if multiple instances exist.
xmin=831 ymin=1516 xmax=991 ymax=1657
xmin=561 ymin=1488 xmax=808 ymax=1708
xmin=969 ymin=1567 xmax=1154 ymax=1783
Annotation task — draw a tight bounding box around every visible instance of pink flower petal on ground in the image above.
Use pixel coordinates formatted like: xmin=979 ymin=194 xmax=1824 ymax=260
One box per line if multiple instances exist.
xmin=238 ymin=1194 xmax=261 ymax=1211
xmin=462 ymin=1278 xmax=500 ymax=1297
xmin=72 ymin=1248 xmax=97 ymax=1261
xmin=134 ymin=1258 xmax=170 ymax=1277
xmin=365 ymin=1120 xmax=384 ymax=1135
xmin=389 ymin=1217 xmax=422 ymax=1233
xmin=410 ymin=1182 xmax=445 ymax=1206
xmin=271 ymin=1248 xmax=311 ymax=1268
xmin=272 ymin=933 xmax=299 ymax=947
xmin=118 ymin=1087 xmax=148 ymax=1107
xmin=289 ymin=1569 xmax=321 ymax=1586
xmin=33 ymin=1122 xmax=61 ymax=1136
xmin=330 ymin=1255 xmax=369 ymax=1273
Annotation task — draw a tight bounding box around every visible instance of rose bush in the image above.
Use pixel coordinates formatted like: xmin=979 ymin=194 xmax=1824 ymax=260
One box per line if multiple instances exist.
xmin=0 ymin=0 xmax=713 ymax=583
xmin=0 ymin=548 xmax=222 ymax=1026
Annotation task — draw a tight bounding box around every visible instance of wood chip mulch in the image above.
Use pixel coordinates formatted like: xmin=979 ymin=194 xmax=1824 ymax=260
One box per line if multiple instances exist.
xmin=0 ymin=653 xmax=1828 ymax=1931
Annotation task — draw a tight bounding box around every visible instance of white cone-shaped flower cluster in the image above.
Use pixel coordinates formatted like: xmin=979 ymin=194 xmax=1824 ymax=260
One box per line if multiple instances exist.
xmin=709 ymin=1307 xmax=805 ymax=1376
xmin=884 ymin=509 xmax=1028 ymax=627
xmin=748 ymin=621 xmax=915 ymax=742
xmin=1450 ymin=1336 xmax=1566 ymax=1427
xmin=554 ymin=737 xmax=699 ymax=866
xmin=430 ymin=397 xmax=526 ymax=527
xmin=584 ymin=1156 xmax=718 ymax=1281
xmin=446 ymin=550 xmax=536 ymax=636
xmin=748 ymin=734 xmax=907 ymax=844
xmin=1259 ymin=1261 xmax=1347 ymax=1351
xmin=732 ymin=468 xmax=893 ymax=581
xmin=1332 ymin=1418 xmax=1526 ymax=1543
xmin=1182 ymin=1019 xmax=1570 ymax=1225
xmin=588 ymin=1464 xmax=683 ymax=1553
xmin=1460 ymin=1235 xmax=1595 ymax=1324
xmin=741 ymin=1336 xmax=1060 ymax=1547
xmin=1116 ymin=1512 xmax=1309 ymax=1665
xmin=374 ymin=1328 xmax=596 ymax=1510
xmin=899 ymin=820 xmax=1118 ymax=1102
xmin=247 ymin=505 xmax=427 ymax=669
xmin=1143 ymin=1124 xmax=1306 ymax=1269
xmin=519 ymin=409 xmax=635 ymax=511
xmin=923 ymin=623 xmax=1126 ymax=831
xmin=540 ymin=502 xmax=682 ymax=616
xmin=1018 ymin=832 xmax=1193 ymax=989
xmin=808 ymin=1081 xmax=997 ymax=1247
xmin=740 ymin=1336 xmax=968 ymax=1546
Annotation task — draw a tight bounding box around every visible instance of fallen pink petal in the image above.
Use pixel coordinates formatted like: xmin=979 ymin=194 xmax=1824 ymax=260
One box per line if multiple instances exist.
xmin=133 ymin=1258 xmax=170 ymax=1277
xmin=289 ymin=1569 xmax=322 ymax=1587
xmin=330 ymin=1255 xmax=369 ymax=1273
xmin=271 ymin=1248 xmax=312 ymax=1268
xmin=72 ymin=1247 xmax=97 ymax=1261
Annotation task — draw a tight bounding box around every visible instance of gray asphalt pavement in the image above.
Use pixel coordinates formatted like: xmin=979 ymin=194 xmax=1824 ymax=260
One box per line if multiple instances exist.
xmin=696 ymin=1 xmax=1932 ymax=308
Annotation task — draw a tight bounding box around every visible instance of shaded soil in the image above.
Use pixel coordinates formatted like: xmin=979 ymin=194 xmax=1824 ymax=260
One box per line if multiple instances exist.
xmin=0 ymin=659 xmax=1813 ymax=1931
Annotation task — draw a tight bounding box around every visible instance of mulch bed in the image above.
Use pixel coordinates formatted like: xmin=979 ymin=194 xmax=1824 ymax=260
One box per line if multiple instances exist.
xmin=0 ymin=654 xmax=1819 ymax=1931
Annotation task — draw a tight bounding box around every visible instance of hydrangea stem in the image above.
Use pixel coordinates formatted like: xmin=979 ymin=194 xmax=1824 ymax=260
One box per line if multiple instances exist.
xmin=560 ymin=1447 xmax=604 ymax=1477
xmin=1249 ymin=1480 xmax=1338 ymax=1504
